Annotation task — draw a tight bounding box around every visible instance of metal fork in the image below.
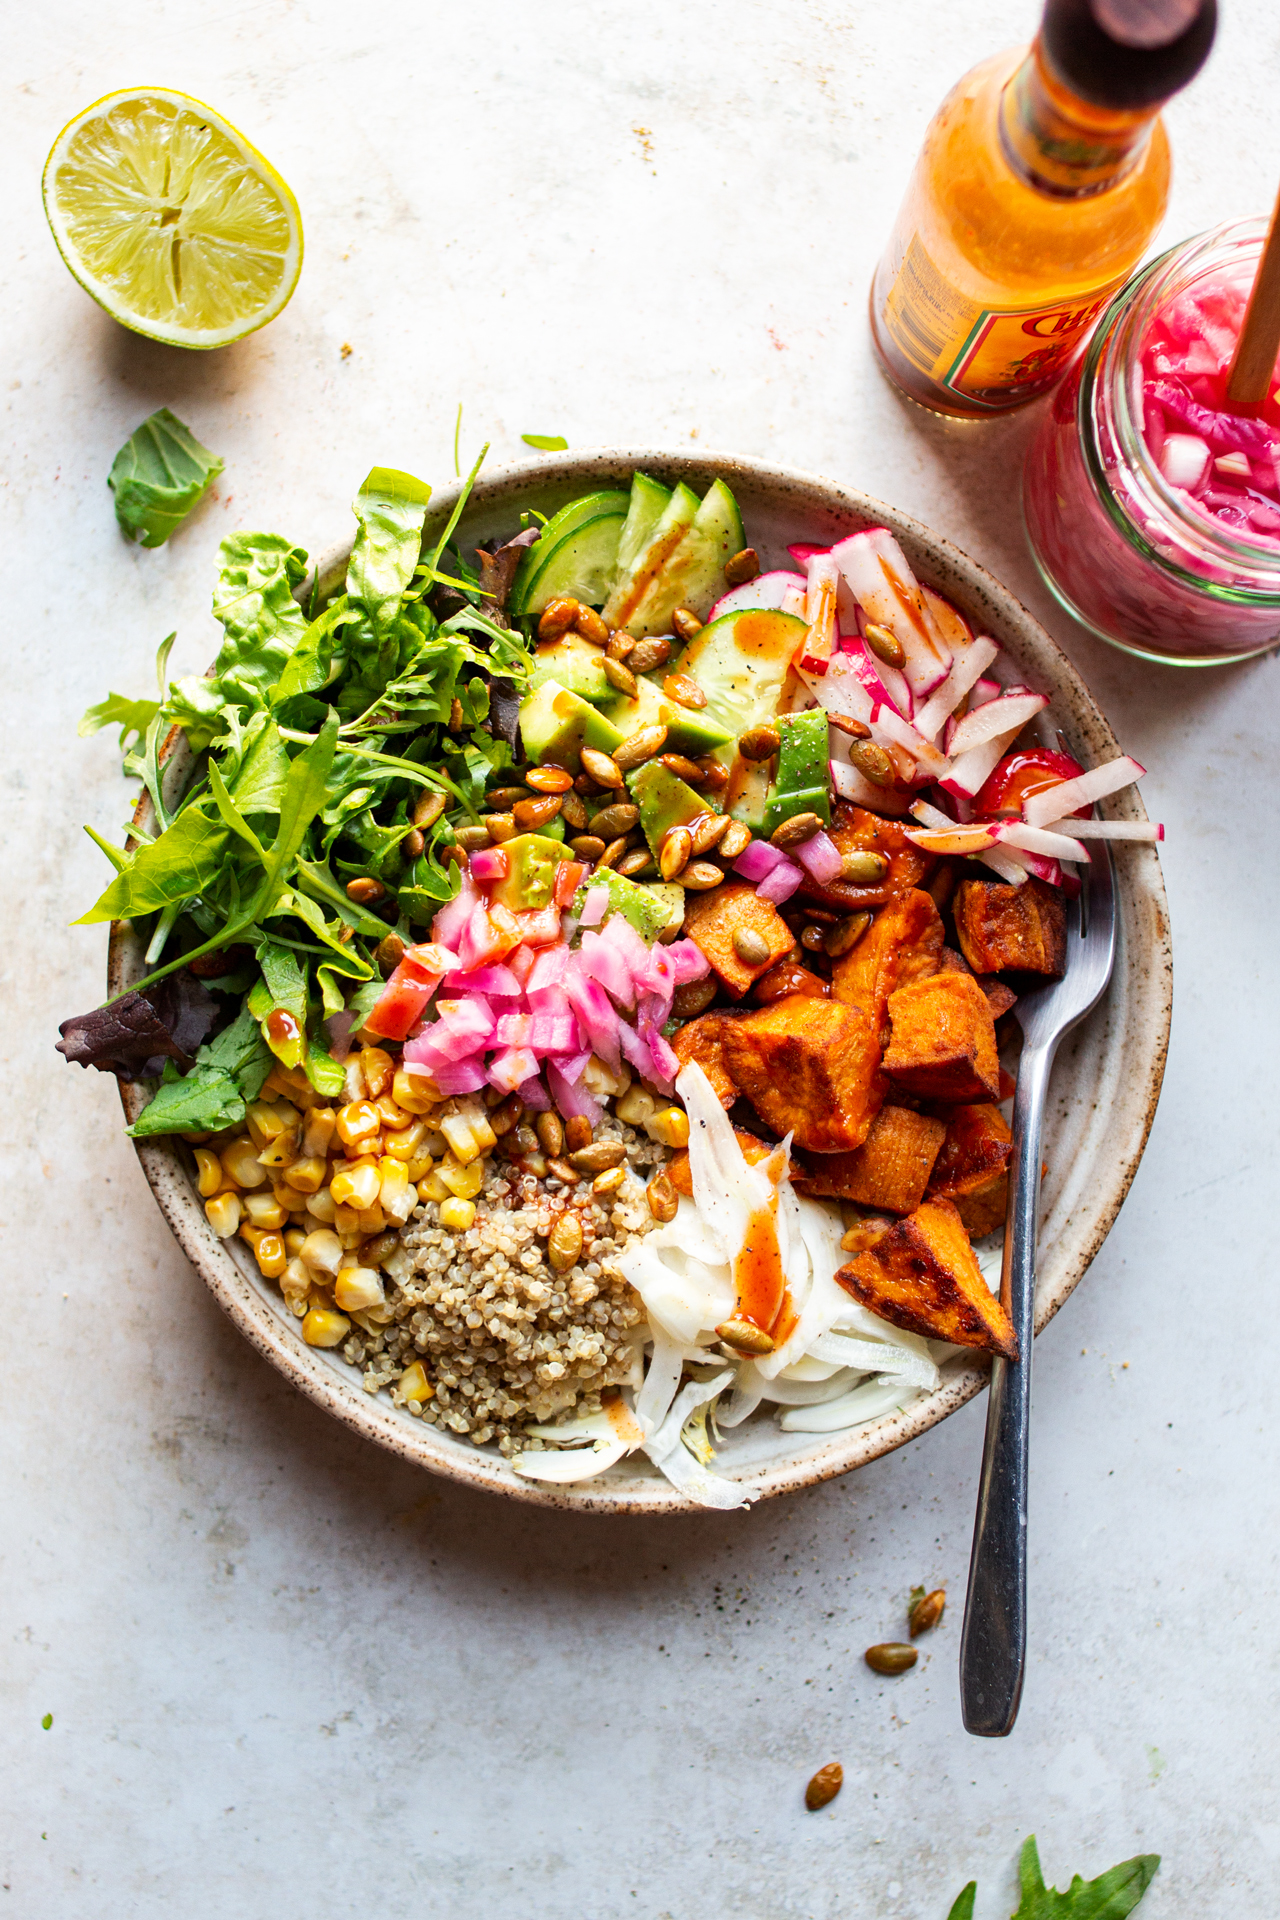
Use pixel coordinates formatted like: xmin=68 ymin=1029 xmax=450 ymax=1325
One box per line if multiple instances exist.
xmin=959 ymin=842 xmax=1117 ymax=1736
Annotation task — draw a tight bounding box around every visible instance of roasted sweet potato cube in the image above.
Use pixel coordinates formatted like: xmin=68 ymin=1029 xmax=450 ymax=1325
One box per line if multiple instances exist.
xmin=793 ymin=1106 xmax=947 ymax=1215
xmin=831 ymin=888 xmax=943 ymax=1035
xmin=938 ymin=946 xmax=1018 ymax=1019
xmin=719 ymin=995 xmax=883 ymax=1153
xmin=682 ymin=881 xmax=795 ymax=997
xmin=667 ymin=1127 xmax=787 ymax=1196
xmin=797 ymin=802 xmax=934 ymax=912
xmin=954 ymin=1174 xmax=1009 ymax=1238
xmin=927 ymin=1103 xmax=1013 ymax=1199
xmin=882 ymin=971 xmax=1000 ymax=1103
xmin=954 ymin=877 xmax=1066 ymax=977
xmin=836 ymin=1197 xmax=1017 ymax=1357
xmin=671 ymin=1014 xmax=739 ymax=1110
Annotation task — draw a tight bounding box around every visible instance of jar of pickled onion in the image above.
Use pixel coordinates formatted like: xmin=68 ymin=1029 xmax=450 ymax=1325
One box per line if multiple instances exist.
xmin=1023 ymin=217 xmax=1280 ymax=665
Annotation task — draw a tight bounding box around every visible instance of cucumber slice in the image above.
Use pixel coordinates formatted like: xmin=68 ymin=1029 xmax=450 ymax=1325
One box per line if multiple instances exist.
xmin=512 ymin=509 xmax=625 ymax=618
xmin=602 ymin=671 xmax=735 ymax=756
xmin=601 ymin=482 xmax=700 ymax=634
xmin=673 ymin=608 xmax=808 ymax=826
xmin=509 ymin=489 xmax=629 ymax=614
xmin=528 ymin=629 xmax=613 ymax=705
xmin=614 ymin=478 xmax=746 ymax=636
xmin=611 ymin=472 xmax=671 ymax=586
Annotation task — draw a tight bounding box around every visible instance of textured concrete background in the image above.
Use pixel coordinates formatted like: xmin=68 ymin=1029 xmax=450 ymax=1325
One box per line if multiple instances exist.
xmin=5 ymin=2 xmax=1280 ymax=1914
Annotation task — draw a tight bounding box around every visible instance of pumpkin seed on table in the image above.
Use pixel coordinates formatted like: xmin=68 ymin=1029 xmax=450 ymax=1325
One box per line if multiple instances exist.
xmin=823 ymin=912 xmax=871 ymax=957
xmin=628 ymin=636 xmax=672 ymax=673
xmin=723 ymin=547 xmax=760 ymax=585
xmin=513 ymin=794 xmax=563 ymax=831
xmin=663 ymin=672 xmax=707 ymax=710
xmin=738 ymin=724 xmax=780 ymax=761
xmin=805 ymin=1763 xmax=844 ymax=1812
xmin=770 ymin=811 xmax=823 ymax=849
xmin=580 ymin=747 xmax=624 ymax=788
xmin=842 ymin=850 xmax=889 ymax=883
xmin=525 ymin=765 xmax=574 ymax=794
xmin=732 ymin=926 xmax=773 ymax=967
xmin=864 ymin=622 xmax=906 ymax=669
xmin=602 ymin=656 xmax=638 ymax=697
xmin=864 ymin=1643 xmax=918 ymax=1675
xmin=681 ymin=861 xmax=725 ymax=890
xmin=670 ymin=607 xmax=703 ymax=642
xmin=659 ymin=825 xmax=693 ymax=881
xmin=614 ymin=725 xmax=668 ymax=770
xmin=908 ymin=1586 xmax=946 ymax=1636
xmin=589 ymin=802 xmax=639 ymax=838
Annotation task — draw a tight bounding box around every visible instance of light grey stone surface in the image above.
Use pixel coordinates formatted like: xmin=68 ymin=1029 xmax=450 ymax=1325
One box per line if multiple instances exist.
xmin=4 ymin=2 xmax=1279 ymax=1913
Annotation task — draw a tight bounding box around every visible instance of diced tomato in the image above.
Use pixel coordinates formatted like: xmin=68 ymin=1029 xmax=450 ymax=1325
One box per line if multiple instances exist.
xmin=553 ymin=859 xmax=586 ymax=909
xmin=972 ymin=748 xmax=1087 ymax=820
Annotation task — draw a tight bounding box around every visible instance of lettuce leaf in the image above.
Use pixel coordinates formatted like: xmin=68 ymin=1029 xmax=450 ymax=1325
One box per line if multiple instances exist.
xmin=109 ymin=409 xmax=223 ymax=547
xmin=165 ymin=532 xmax=310 ymax=748
xmin=347 ymin=468 xmax=432 ymax=636
xmin=125 ymin=1004 xmax=272 ymax=1137
xmin=78 ymin=692 xmax=160 ymax=755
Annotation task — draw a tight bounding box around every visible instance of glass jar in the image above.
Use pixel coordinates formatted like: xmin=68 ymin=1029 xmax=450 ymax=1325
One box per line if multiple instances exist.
xmin=1023 ymin=218 xmax=1280 ymax=665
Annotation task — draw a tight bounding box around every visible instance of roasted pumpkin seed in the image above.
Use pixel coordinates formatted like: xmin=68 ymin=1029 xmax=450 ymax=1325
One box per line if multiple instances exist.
xmin=828 ymin=711 xmax=872 ymax=740
xmin=723 ymin=547 xmax=760 ymax=586
xmin=738 ymin=724 xmax=781 ymax=761
xmin=672 ymin=976 xmax=718 ymax=1018
xmin=602 ymin=656 xmax=639 ymax=698
xmin=628 ymin=636 xmax=672 ymax=674
xmin=805 ymin=1763 xmax=844 ymax=1812
xmin=646 ymin=1172 xmax=678 ymax=1222
xmin=574 ymin=606 xmax=609 ymax=646
xmin=908 ymin=1586 xmax=946 ymax=1637
xmin=864 ymin=622 xmax=906 ymax=669
xmin=513 ymin=794 xmax=563 ymax=831
xmin=568 ymin=1139 xmax=627 ymax=1174
xmin=413 ymin=787 xmax=448 ymax=829
xmin=535 ymin=1111 xmax=565 ymax=1158
xmin=864 ymin=1643 xmax=918 ymax=1676
xmin=681 ymin=861 xmax=725 ymax=890
xmin=617 ymin=848 xmax=654 ymax=877
xmin=580 ymin=746 xmax=624 ymax=788
xmin=589 ymin=802 xmax=640 ymax=838
xmin=592 ymin=1166 xmax=625 ymax=1196
xmin=598 ymin=836 xmax=630 ymax=869
xmin=607 ymin=629 xmax=636 ymax=660
xmin=548 ymin=1211 xmax=583 ymax=1270
xmin=453 ymin=825 xmax=492 ymax=853
xmin=695 ymin=757 xmax=730 ymax=790
xmin=376 ymin=933 xmax=406 ymax=978
xmin=485 ymin=786 xmax=531 ymax=811
xmin=732 ymin=927 xmax=772 ymax=966
xmin=659 ymin=751 xmax=707 ymax=785
xmin=848 ymin=740 xmax=896 ymax=787
xmin=537 ymin=596 xmax=582 ymax=641
xmin=663 ymin=672 xmax=707 ymax=710
xmin=489 ymin=1094 xmax=524 ymax=1136
xmin=842 ymin=850 xmax=889 ymax=883
xmin=770 ymin=811 xmax=823 ymax=848
xmin=481 ymin=811 xmax=517 ymax=843
xmin=822 ymin=911 xmax=871 ymax=957
xmin=659 ymin=825 xmax=693 ymax=881
xmin=560 ymin=789 xmax=588 ymax=831
xmin=402 ymin=827 xmax=425 ymax=857
xmin=564 ymin=1115 xmax=593 ymax=1153
xmin=614 ymin=725 xmax=668 ymax=770
xmin=670 ymin=606 xmax=704 ymax=642
xmin=800 ymin=923 xmax=826 ymax=951
xmin=716 ymin=1317 xmax=776 ymax=1355
xmin=546 ymin=1157 xmax=580 ymax=1185
xmin=525 ymin=765 xmax=574 ymax=794
xmin=689 ymin=812 xmax=733 ymax=856
xmin=569 ymin=834 xmax=607 ymax=862
xmin=719 ymin=819 xmax=752 ymax=860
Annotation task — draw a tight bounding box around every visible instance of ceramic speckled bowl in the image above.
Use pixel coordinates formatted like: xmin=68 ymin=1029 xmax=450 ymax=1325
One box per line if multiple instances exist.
xmin=109 ymin=450 xmax=1173 ymax=1513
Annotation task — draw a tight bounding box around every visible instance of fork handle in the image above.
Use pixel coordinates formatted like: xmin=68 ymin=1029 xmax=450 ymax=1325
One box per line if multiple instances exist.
xmin=958 ymin=1039 xmax=1056 ymax=1737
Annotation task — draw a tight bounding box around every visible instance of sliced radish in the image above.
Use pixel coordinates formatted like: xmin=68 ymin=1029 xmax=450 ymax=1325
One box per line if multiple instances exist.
xmin=941 ymin=727 xmax=1026 ymax=799
xmin=905 ymin=824 xmax=998 ymax=856
xmin=1159 ymin=432 xmax=1211 ymax=492
xmin=1038 ymin=817 xmax=1163 ymax=841
xmin=975 ymin=845 xmax=1030 ymax=886
xmin=948 ymin=692 xmax=1049 ymax=758
xmin=707 ymin=568 xmax=807 ymax=622
xmin=1022 ymin=755 xmax=1145 ymax=825
xmin=970 ymin=677 xmax=1001 ymax=708
xmin=912 ymin=636 xmax=1000 ymax=742
xmin=830 ymin=528 xmax=952 ymax=703
xmin=994 ymin=821 xmax=1089 ymax=862
xmin=831 ymin=761 xmax=913 ymax=813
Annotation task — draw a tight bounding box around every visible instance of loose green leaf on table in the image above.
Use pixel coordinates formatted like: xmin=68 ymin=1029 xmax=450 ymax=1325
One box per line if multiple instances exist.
xmin=109 ymin=408 xmax=224 ymax=547
xmin=946 ymin=1884 xmax=976 ymax=1920
xmin=947 ymin=1837 xmax=1160 ymax=1920
xmin=521 ymin=434 xmax=568 ymax=451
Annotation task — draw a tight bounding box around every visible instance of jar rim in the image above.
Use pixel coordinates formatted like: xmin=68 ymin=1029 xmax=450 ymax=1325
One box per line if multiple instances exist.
xmin=1078 ymin=214 xmax=1280 ymax=602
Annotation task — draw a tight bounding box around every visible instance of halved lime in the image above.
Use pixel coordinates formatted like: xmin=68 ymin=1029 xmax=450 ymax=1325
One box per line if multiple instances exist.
xmin=43 ymin=88 xmax=303 ymax=350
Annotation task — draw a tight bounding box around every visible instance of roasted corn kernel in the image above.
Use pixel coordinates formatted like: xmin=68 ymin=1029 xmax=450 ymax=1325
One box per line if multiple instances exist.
xmin=330 ymin=1160 xmax=380 ymax=1211
xmin=392 ymin=1067 xmax=440 ymax=1115
xmin=359 ymin=1046 xmax=394 ymax=1099
xmin=334 ymin=1267 xmax=386 ymax=1312
xmin=222 ymin=1138 xmax=267 ymax=1190
xmin=438 ymin=1153 xmax=485 ymax=1200
xmin=336 ymin=1100 xmax=380 ymax=1148
xmin=374 ymin=1093 xmax=410 ymax=1130
xmin=280 ymin=1152 xmax=326 ymax=1194
xmin=646 ymin=1106 xmax=690 ymax=1149
xmin=396 ymin=1361 xmax=433 ymax=1405
xmin=242 ymin=1191 xmax=287 ymax=1230
xmin=280 ymin=1256 xmax=311 ymax=1305
xmin=204 ymin=1192 xmax=242 ymax=1238
xmin=382 ymin=1118 xmax=428 ymax=1162
xmin=284 ymin=1228 xmax=307 ymax=1258
xmin=251 ymin=1230 xmax=287 ymax=1278
xmin=378 ymin=1157 xmax=414 ymax=1222
xmin=439 ymin=1197 xmax=476 ymax=1231
xmin=302 ymin=1307 xmax=351 ymax=1348
xmin=300 ymin=1228 xmax=342 ymax=1275
xmin=305 ymin=1187 xmax=338 ymax=1225
xmin=194 ymin=1148 xmax=222 ymax=1198
xmin=302 ymin=1107 xmax=337 ymax=1157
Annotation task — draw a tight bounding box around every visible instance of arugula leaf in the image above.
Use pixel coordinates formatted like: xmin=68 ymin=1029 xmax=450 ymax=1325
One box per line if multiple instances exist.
xmin=1010 ymin=1837 xmax=1159 ymax=1919
xmin=303 ymin=1033 xmax=345 ymax=1096
xmin=347 ymin=468 xmax=433 ymax=637
xmin=77 ymin=806 xmax=230 ymax=924
xmin=203 ymin=1004 xmax=274 ymax=1086
xmin=109 ymin=409 xmax=223 ymax=547
xmin=521 ymin=433 xmax=568 ymax=451
xmin=79 ymin=692 xmax=160 ymax=755
xmin=226 ymin=714 xmax=291 ymax=817
xmin=948 ymin=1838 xmax=1160 ymax=1920
xmin=273 ymin=596 xmax=353 ymax=704
xmin=125 ymin=1005 xmax=272 ymax=1137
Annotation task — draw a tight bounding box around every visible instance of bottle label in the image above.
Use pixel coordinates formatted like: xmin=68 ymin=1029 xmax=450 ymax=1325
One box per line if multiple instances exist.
xmin=882 ymin=236 xmax=1122 ymax=408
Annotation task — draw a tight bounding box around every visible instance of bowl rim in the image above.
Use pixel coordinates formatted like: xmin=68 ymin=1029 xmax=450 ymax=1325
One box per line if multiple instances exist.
xmin=109 ymin=445 xmax=1173 ymax=1514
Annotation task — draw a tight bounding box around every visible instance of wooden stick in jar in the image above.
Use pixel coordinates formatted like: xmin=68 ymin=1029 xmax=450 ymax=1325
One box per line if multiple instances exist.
xmin=1226 ymin=185 xmax=1280 ymax=408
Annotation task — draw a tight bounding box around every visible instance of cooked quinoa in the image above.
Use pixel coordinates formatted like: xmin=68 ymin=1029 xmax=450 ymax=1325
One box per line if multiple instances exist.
xmin=338 ymin=1119 xmax=670 ymax=1453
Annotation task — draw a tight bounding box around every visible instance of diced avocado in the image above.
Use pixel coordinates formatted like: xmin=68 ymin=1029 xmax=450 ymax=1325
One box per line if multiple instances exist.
xmin=571 ymin=868 xmax=669 ymax=943
xmin=512 ymin=510 xmax=626 ymax=618
xmin=723 ymin=757 xmax=773 ymax=831
xmin=490 ymin=833 xmax=572 ymax=911
xmin=529 ymin=630 xmax=613 ymax=705
xmin=619 ymin=478 xmax=745 ymax=635
xmin=601 ymin=483 xmax=700 ymax=635
xmin=603 ymin=672 xmax=736 ymax=756
xmin=645 ymin=882 xmax=687 ymax=941
xmin=671 ymin=608 xmax=809 ymax=828
xmin=627 ymin=758 xmax=718 ymax=860
xmin=518 ymin=680 xmax=624 ymax=773
xmin=762 ymin=709 xmax=831 ymax=833
xmin=510 ymin=490 xmax=630 ymax=614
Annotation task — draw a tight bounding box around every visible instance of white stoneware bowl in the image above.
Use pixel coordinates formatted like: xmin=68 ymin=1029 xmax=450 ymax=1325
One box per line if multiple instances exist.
xmin=110 ymin=450 xmax=1172 ymax=1513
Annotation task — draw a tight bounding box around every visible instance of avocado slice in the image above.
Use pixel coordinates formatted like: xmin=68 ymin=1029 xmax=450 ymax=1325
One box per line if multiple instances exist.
xmin=571 ymin=867 xmax=670 ymax=943
xmin=603 ymin=672 xmax=736 ymax=756
xmin=529 ymin=630 xmax=613 ymax=705
xmin=518 ymin=680 xmax=624 ymax=773
xmin=627 ymin=758 xmax=719 ymax=860
xmin=762 ymin=709 xmax=831 ymax=833
xmin=489 ymin=833 xmax=573 ymax=912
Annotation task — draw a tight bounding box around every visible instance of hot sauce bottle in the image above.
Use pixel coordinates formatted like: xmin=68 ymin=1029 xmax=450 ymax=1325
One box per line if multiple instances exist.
xmin=869 ymin=0 xmax=1216 ymax=418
